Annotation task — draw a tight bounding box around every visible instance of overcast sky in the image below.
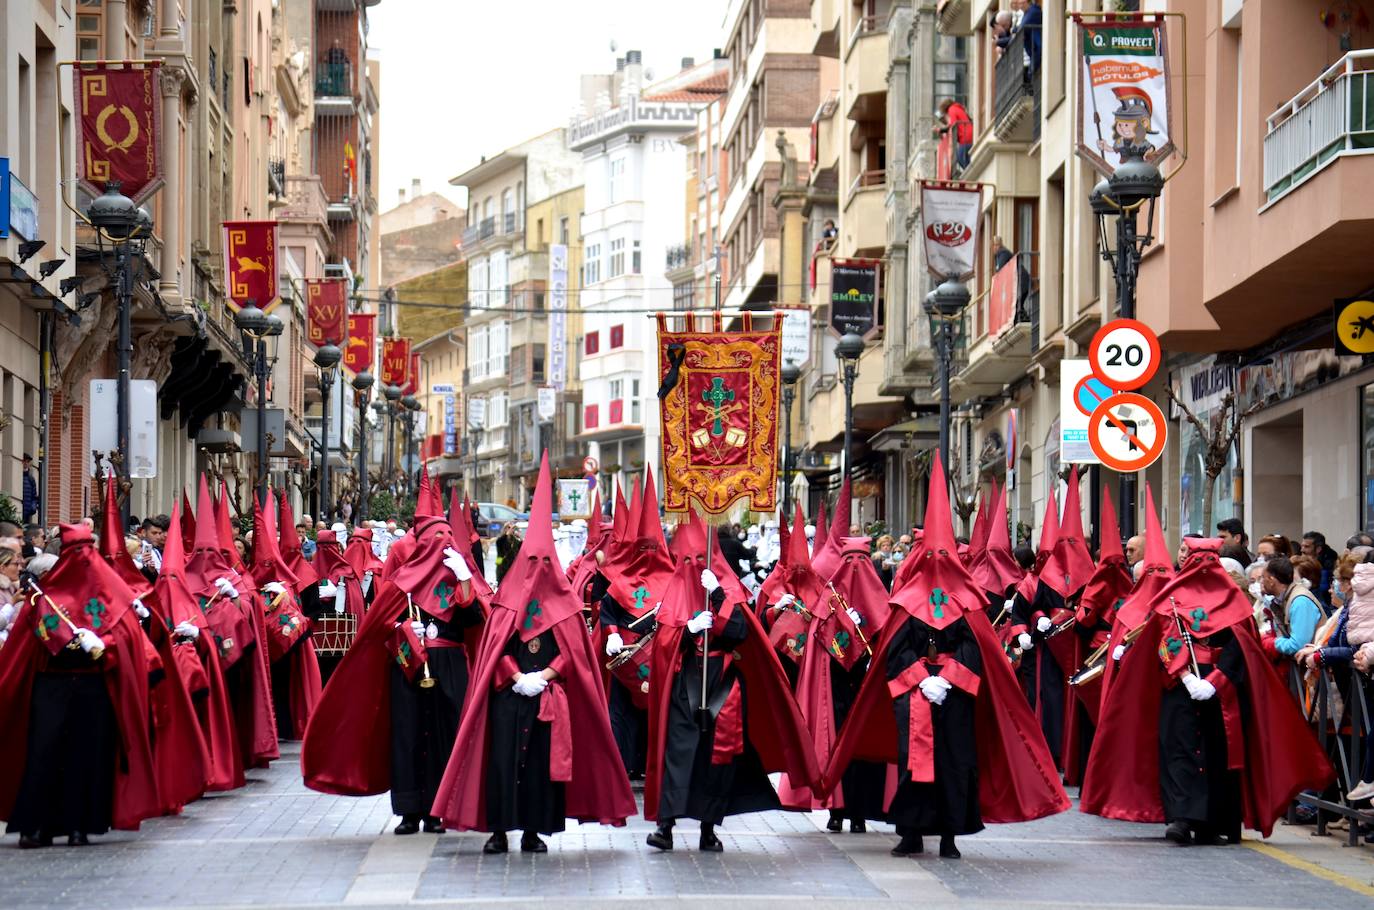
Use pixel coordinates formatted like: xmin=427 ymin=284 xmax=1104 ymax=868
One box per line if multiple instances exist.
xmin=369 ymin=1 xmax=730 ymax=211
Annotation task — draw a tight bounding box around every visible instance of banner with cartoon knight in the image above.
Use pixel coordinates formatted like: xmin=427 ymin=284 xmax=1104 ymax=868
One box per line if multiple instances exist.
xmin=1075 ymin=16 xmax=1175 ymax=177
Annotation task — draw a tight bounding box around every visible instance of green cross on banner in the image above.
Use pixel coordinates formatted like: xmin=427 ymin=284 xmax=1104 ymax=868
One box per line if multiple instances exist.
xmin=566 ymin=487 xmax=583 ymax=511
xmin=701 ymin=376 xmax=735 ymax=437
xmin=632 ymin=586 xmax=651 ymax=612
xmin=524 ymin=599 xmax=542 ymax=630
xmin=1189 ymin=608 xmax=1207 ymax=632
xmin=84 ymin=599 xmax=107 ymax=629
xmin=929 ymin=588 xmax=949 ymax=619
xmin=433 ymin=581 xmax=454 ymax=613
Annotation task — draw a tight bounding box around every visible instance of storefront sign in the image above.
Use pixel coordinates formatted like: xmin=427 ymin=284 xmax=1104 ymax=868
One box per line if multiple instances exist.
xmin=548 ymin=243 xmax=568 ymax=390
xmin=828 ymin=259 xmax=880 ymax=339
xmin=1169 ymin=356 xmax=1234 ymax=417
xmin=1335 ymin=297 xmax=1374 ymax=356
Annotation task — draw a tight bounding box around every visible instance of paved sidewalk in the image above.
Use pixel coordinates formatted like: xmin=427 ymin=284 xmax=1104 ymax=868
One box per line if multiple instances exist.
xmin=1 ymin=745 xmax=1371 ymax=908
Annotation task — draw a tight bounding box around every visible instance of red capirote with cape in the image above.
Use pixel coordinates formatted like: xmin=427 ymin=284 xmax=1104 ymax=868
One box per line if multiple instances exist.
xmin=822 ymin=457 xmax=1069 ymax=825
xmin=0 ymin=524 xmax=162 ymax=831
xmin=301 ymin=510 xmax=478 ymax=797
xmin=643 ymin=537 xmax=821 ymax=822
xmin=1079 ymin=538 xmax=1335 ymax=836
xmin=432 ymin=454 xmax=636 ymax=830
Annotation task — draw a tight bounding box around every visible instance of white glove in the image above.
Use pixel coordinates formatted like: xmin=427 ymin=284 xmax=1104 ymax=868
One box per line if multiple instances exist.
xmin=262 ymin=582 xmax=287 ymax=597
xmin=1036 ymin=616 xmax=1053 ymax=633
xmin=0 ymin=603 xmax=14 ymax=630
xmin=132 ymin=598 xmax=150 ymax=620
xmin=410 ymin=620 xmax=426 ymax=639
xmin=1017 ymin=633 xmax=1034 ymax=651
xmin=512 ymin=672 xmax=548 ymax=698
xmin=1182 ymin=672 xmax=1216 ymax=701
xmin=174 ymin=621 xmax=200 ymax=641
xmin=75 ymin=628 xmax=105 ymax=654
xmin=361 ymin=572 xmax=373 ymax=596
xmin=443 ymin=547 xmax=473 ymax=582
xmin=918 ymin=675 xmax=951 ymax=705
xmin=214 ymin=578 xmax=239 ymax=600
xmin=846 ymin=607 xmax=863 ymax=627
xmin=1002 ymin=598 xmax=1015 ymax=614
xmin=318 ymin=580 xmax=338 ymax=599
xmin=773 ymin=592 xmax=797 ymax=612
xmin=606 ymin=632 xmax=625 ymax=656
xmin=700 ymin=569 xmax=720 ymax=593
xmin=756 ymin=568 xmax=769 ymax=582
xmin=686 ymin=611 xmax=714 ymax=635
xmin=1112 ymin=644 xmax=1126 ymax=661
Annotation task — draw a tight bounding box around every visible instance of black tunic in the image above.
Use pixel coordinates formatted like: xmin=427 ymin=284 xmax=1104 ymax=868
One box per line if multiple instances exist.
xmin=389 ymin=601 xmax=483 ymax=817
xmin=885 ymin=616 xmax=984 ymax=836
xmin=1012 ymin=583 xmax=1066 ymax=766
xmin=484 ymin=627 xmax=566 ymax=834
xmin=832 ymin=656 xmax=888 ymax=822
xmin=657 ymin=596 xmax=780 ymax=824
xmin=600 ymin=589 xmax=649 ymax=776
xmin=7 ymin=651 xmax=118 ymax=838
xmin=1158 ymin=628 xmax=1244 ymax=834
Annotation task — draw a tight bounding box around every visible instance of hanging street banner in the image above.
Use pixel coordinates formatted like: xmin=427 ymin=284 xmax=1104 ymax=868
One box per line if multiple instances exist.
xmin=304 ymin=278 xmax=346 ymax=344
xmin=379 ymin=336 xmax=411 ymax=388
xmin=919 ymin=180 xmax=982 ymax=280
xmin=1075 ymin=15 xmax=1176 ymax=177
xmin=401 ymin=352 xmax=422 ymax=396
xmin=656 ymin=315 xmax=781 ymax=514
xmin=548 ymin=243 xmax=569 ymax=390
xmin=75 ymin=62 xmax=162 ymax=204
xmin=829 ymin=259 xmax=880 ymax=339
xmin=556 ymin=479 xmax=592 ymax=519
xmin=467 ymin=396 xmax=487 ymax=430
xmin=223 ymin=221 xmax=279 ymax=313
xmin=343 ymin=312 xmax=376 ymax=373
xmin=537 ymin=386 xmax=557 ymax=421
xmin=778 ymin=306 xmax=811 ymax=367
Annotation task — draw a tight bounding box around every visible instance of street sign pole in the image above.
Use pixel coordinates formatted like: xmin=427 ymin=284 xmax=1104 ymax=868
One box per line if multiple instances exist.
xmin=1088 ymin=319 xmax=1161 ymax=542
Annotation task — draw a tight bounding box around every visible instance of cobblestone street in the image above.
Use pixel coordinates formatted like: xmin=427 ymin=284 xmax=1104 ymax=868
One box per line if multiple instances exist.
xmin=2 ymin=744 xmax=1371 ymax=909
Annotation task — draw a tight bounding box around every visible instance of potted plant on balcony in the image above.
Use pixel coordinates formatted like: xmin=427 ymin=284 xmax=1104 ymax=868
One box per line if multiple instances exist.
xmin=602 ymin=463 xmax=621 ymax=476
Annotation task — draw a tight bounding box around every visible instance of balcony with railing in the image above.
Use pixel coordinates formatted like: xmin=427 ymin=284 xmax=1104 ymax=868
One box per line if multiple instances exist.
xmin=268 ymin=157 xmax=286 ymax=201
xmin=843 ymin=169 xmax=887 ymax=256
xmin=315 ymin=55 xmax=354 ymax=100
xmin=1265 ymin=50 xmax=1374 ymax=203
xmin=952 ymin=252 xmax=1035 ymax=399
xmin=844 ymin=14 xmax=888 ymax=121
xmin=992 ymin=27 xmax=1040 ymax=140
xmin=665 ymin=242 xmax=692 ymax=278
xmin=460 ymin=212 xmax=522 ymax=250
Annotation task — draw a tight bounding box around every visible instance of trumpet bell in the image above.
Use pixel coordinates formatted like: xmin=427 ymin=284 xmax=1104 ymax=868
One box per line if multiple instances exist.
xmin=418 ymin=676 xmax=437 ymax=689
xmin=1068 ymin=662 xmax=1105 ymax=688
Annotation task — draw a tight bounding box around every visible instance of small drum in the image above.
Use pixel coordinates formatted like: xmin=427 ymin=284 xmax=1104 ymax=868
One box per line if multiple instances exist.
xmin=608 ymin=635 xmax=653 ymax=710
xmin=313 ymin=614 xmax=358 ymax=655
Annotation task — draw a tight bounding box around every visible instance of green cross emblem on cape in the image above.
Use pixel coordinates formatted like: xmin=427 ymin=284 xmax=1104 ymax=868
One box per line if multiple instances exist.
xmin=701 ymin=376 xmax=735 ymax=437
xmin=84 ymin=598 xmax=107 ymax=629
xmin=523 ymin=599 xmax=542 ymax=631
xmin=1189 ymin=607 xmax=1207 ymax=632
xmin=433 ymin=581 xmax=454 ymax=613
xmin=929 ymin=588 xmax=949 ymax=619
xmin=632 ymin=585 xmax=651 ymax=612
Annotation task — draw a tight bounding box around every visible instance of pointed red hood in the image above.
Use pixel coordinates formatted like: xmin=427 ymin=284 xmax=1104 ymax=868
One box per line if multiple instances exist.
xmin=277 ymin=491 xmax=318 ymax=587
xmin=249 ymin=491 xmax=298 ymax=588
xmin=756 ymin=503 xmax=806 ymax=609
xmin=153 ymin=501 xmax=202 ymax=629
xmin=600 ymin=466 xmax=673 ymax=616
xmin=891 ymin=454 xmax=987 ymax=630
xmin=1040 ymin=467 xmax=1094 ymax=596
xmin=344 ymin=527 xmax=384 ymax=576
xmin=612 ymin=481 xmax=630 ymax=542
xmin=970 ymin=481 xmax=1025 ymax=596
xmin=215 ymin=481 xmax=247 ymax=574
xmin=99 ymin=474 xmax=152 ymax=597
xmin=492 ymin=454 xmax=581 ymax=640
xmin=415 ymin=468 xmax=441 ymax=518
xmin=1077 ymin=487 xmax=1133 ymax=629
xmin=1151 ymin=537 xmax=1254 ymax=638
xmin=969 ymin=483 xmax=992 ymax=560
xmin=668 ymin=510 xmax=749 ymax=607
xmin=813 ymin=499 xmax=829 ymax=555
xmin=1034 ymin=484 xmax=1060 ymax=577
xmin=1115 ymin=484 xmax=1175 ymax=630
xmin=184 ymin=476 xmax=240 ymax=599
xmin=812 ymin=478 xmax=850 ymax=579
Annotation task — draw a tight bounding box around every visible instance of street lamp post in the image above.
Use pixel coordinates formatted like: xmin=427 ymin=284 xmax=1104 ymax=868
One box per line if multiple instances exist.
xmin=780 ymin=361 xmax=801 ymax=516
xmin=834 ymin=333 xmax=865 ymax=486
xmin=314 ymin=343 xmax=343 ymax=521
xmin=1091 ymin=152 xmax=1163 ymax=539
xmin=925 ymin=276 xmax=971 ymax=474
xmin=87 ymin=182 xmax=153 ymax=527
xmin=234 ymin=303 xmax=284 ymax=504
xmin=353 ymin=371 xmax=375 ymax=520
xmin=401 ymin=394 xmax=420 ymax=496
xmin=382 ymin=384 xmax=401 ymax=492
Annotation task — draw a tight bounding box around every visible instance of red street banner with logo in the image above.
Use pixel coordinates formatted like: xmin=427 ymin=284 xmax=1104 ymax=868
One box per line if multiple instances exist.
xmin=1074 ymin=14 xmax=1175 ymax=177
xmin=74 ymin=62 xmax=162 ymax=204
xmin=988 ymin=257 xmax=1018 ymax=337
xmin=343 ymin=313 xmax=376 ymax=373
xmin=305 ymin=279 xmax=347 ymax=345
xmin=380 ymin=337 xmax=411 ymax=388
xmin=402 ymin=353 xmax=422 ymax=396
xmin=656 ymin=314 xmax=780 ymax=515
xmin=223 ymin=221 xmax=279 ymax=312
xmin=919 ymin=180 xmax=982 ymax=280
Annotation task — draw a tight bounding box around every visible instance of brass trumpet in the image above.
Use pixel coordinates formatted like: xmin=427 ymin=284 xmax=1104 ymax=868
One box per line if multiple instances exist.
xmin=406 ymin=594 xmax=436 ymax=689
xmin=1068 ymin=620 xmax=1149 ymax=687
xmin=825 ymin=583 xmax=873 ymax=657
xmin=29 ymin=584 xmax=104 ymax=661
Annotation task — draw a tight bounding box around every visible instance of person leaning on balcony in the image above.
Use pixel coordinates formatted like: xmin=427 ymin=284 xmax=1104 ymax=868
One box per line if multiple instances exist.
xmin=1016 ymin=0 xmax=1043 ymax=75
xmin=990 ymin=11 xmax=1012 ymax=59
xmin=937 ymin=99 xmax=973 ymax=170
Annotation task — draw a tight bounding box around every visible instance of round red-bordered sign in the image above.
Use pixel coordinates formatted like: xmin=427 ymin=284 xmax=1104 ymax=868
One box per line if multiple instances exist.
xmin=582 ymin=455 xmax=599 ymax=474
xmin=1088 ymin=392 xmax=1167 ymax=472
xmin=1073 ymin=373 xmax=1117 ymax=418
xmin=1089 ymin=318 xmax=1161 ymax=391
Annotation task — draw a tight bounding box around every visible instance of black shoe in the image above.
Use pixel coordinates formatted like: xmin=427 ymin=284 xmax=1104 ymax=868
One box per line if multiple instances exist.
xmin=1165 ymin=821 xmax=1192 ymax=846
xmin=699 ymin=826 xmax=723 ymax=853
xmin=891 ymin=834 xmax=923 ymax=856
xmin=850 ymin=819 xmax=866 ymax=834
xmin=18 ymin=832 xmax=50 ymax=849
xmin=394 ymin=817 xmax=420 ymax=836
xmin=938 ymin=835 xmax=960 ymax=859
xmin=483 ymin=832 xmax=508 ymax=854
xmin=646 ymin=825 xmax=674 ymax=851
xmin=67 ymin=832 xmax=90 ymax=847
xmin=520 ymin=832 xmax=547 ymax=853
xmin=826 ymin=814 xmax=844 ymax=833
xmin=422 ymin=816 xmax=444 ymax=834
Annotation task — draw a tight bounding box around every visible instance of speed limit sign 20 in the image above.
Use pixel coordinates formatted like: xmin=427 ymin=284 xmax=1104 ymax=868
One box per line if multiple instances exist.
xmin=1089 ymin=318 xmax=1161 ymax=391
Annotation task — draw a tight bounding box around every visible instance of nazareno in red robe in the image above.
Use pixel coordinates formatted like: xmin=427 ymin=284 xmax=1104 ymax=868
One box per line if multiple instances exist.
xmin=644 ymin=551 xmax=821 ymax=823
xmin=431 ymin=454 xmax=636 ymax=830
xmin=1079 ymin=539 xmax=1335 ymax=836
xmin=0 ymin=524 xmax=162 ymax=831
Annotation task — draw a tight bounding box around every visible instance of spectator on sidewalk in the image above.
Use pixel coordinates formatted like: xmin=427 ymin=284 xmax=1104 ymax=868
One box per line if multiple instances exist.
xmin=1262 ymin=556 xmax=1324 ymax=661
xmin=1301 ymin=531 xmax=1339 ymax=602
xmin=1257 ymin=534 xmax=1294 ymax=560
xmin=1216 ymin=517 xmax=1254 ymax=564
